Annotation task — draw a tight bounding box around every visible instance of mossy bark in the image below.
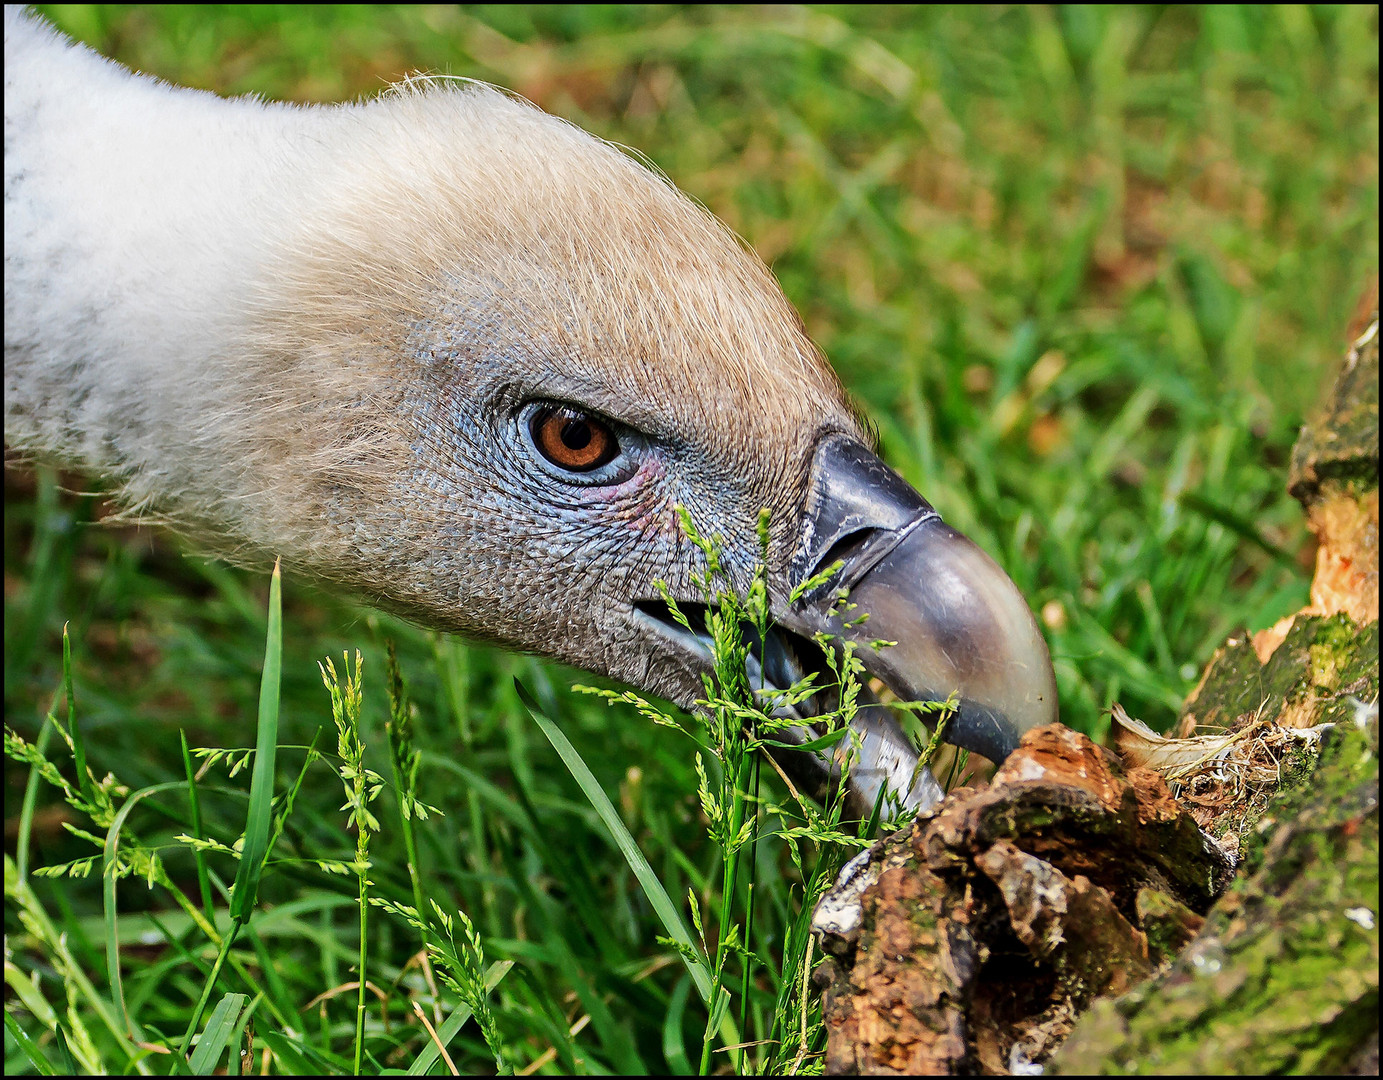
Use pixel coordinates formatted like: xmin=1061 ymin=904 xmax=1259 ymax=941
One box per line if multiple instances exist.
xmin=1049 ymin=299 xmax=1380 ymax=1075
xmin=1050 ymin=719 xmax=1379 ymax=1074
xmin=814 ymin=296 xmax=1379 ymax=1074
xmin=814 ymin=726 xmax=1236 ymax=1074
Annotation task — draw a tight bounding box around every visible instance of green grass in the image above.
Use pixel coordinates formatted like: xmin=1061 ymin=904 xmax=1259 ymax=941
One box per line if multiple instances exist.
xmin=5 ymin=4 xmax=1378 ymax=1075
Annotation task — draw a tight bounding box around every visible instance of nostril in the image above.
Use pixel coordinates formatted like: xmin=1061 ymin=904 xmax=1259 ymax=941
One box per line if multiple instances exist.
xmin=803 ymin=527 xmax=882 ymax=591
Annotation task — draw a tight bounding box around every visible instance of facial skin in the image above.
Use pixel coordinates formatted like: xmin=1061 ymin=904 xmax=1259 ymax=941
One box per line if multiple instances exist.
xmin=225 ymin=84 xmax=871 ymax=714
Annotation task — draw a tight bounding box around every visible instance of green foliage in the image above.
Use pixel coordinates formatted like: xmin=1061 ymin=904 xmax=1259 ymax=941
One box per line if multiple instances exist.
xmin=427 ymin=902 xmax=510 ymax=1075
xmin=321 ymin=650 xmax=380 ymax=1073
xmin=5 ymin=4 xmax=1378 ymax=1076
xmin=577 ymin=505 xmax=906 ymax=1072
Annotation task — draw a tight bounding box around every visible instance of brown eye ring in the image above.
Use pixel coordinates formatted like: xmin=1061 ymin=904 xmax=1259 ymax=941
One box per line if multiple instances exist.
xmin=530 ymin=405 xmax=619 ymax=473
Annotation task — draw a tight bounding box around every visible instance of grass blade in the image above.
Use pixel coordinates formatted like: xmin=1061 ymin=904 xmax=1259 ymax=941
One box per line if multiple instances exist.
xmin=661 ymin=973 xmax=695 ymax=1074
xmin=406 ymin=960 xmax=515 ymax=1076
xmin=187 ymin=992 xmax=247 ymax=1075
xmin=1179 ymin=491 xmax=1300 ymax=564
xmin=179 ymin=561 xmax=282 ymax=1060
xmin=61 ymin=624 xmax=95 ymax=808
xmin=15 ymin=717 xmax=55 ymax=881
xmin=4 ymin=1006 xmax=59 ymax=1076
xmin=260 ymin=1030 xmax=340 ymax=1075
xmin=102 ymin=780 xmax=185 ymax=1043
xmin=516 ymin=680 xmax=713 ymax=1007
xmin=230 ymin=559 xmax=283 ymax=924
xmin=5 ymin=854 xmax=144 ymax=1073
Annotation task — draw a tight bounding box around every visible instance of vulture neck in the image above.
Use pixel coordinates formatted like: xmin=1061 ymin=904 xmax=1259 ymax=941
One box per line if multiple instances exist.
xmin=4 ymin=9 xmax=327 ymax=483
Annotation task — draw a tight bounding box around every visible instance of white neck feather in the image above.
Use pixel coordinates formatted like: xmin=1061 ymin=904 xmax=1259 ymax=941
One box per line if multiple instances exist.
xmin=5 ymin=7 xmax=323 ymax=484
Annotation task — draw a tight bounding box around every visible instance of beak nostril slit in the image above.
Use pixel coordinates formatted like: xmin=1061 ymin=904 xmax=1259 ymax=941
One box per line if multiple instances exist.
xmin=807 ymin=527 xmax=882 ymax=586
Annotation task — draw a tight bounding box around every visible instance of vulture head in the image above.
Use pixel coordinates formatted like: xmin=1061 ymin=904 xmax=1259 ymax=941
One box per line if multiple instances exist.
xmin=4 ymin=9 xmax=1057 ymax=815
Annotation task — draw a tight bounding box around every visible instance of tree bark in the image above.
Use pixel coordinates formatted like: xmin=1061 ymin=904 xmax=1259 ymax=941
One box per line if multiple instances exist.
xmin=813 ymin=288 xmax=1379 ymax=1074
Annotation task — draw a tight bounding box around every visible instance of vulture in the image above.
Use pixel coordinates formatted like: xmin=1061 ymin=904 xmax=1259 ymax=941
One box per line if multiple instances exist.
xmin=4 ymin=8 xmax=1057 ymax=817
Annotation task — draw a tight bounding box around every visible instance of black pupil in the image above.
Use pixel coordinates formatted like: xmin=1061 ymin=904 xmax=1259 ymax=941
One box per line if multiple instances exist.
xmin=561 ymin=418 xmax=592 ymax=450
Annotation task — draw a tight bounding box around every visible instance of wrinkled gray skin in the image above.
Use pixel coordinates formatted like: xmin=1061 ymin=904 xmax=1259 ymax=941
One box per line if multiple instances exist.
xmin=391 ymin=317 xmax=805 ymax=701
xmin=389 ymin=310 xmax=833 ymax=711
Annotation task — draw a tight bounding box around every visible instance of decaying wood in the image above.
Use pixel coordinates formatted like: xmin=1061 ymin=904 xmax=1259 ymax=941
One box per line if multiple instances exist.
xmin=812 ymin=725 xmax=1233 ymax=1074
xmin=1050 ymin=716 xmax=1378 ymax=1074
xmin=813 ymin=288 xmax=1379 ymax=1074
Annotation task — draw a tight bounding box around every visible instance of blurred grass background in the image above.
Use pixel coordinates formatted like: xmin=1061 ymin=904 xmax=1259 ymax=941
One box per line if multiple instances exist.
xmin=5 ymin=4 xmax=1378 ymax=1074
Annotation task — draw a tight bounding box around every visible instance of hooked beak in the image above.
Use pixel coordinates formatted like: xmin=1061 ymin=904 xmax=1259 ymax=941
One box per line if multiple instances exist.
xmin=769 ymin=436 xmax=1058 ymax=817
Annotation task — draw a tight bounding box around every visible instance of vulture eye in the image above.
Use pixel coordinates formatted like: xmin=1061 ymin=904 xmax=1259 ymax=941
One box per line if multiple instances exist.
xmin=529 ymin=404 xmax=621 ymax=474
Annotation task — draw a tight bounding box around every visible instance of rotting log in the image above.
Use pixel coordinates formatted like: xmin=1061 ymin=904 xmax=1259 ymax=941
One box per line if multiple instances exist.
xmin=813 ymin=287 xmax=1379 ymax=1074
xmin=812 ymin=725 xmax=1234 ymax=1074
xmin=1050 ymin=716 xmax=1378 ymax=1074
